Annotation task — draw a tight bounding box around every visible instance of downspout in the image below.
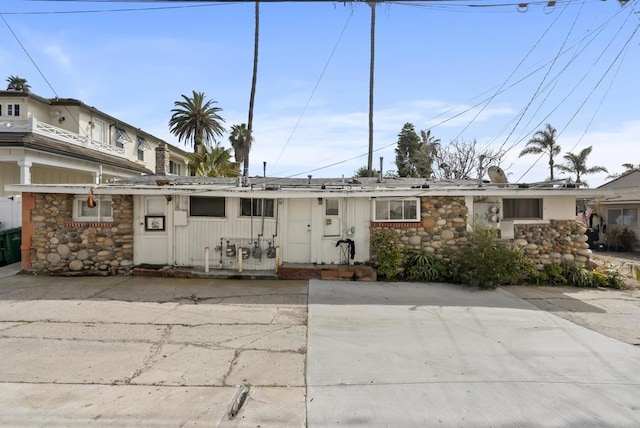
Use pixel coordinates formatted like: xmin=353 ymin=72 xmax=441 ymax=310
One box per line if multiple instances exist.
xmin=272 ymin=198 xmax=279 ymax=240
xmin=258 ymin=198 xmax=265 ymax=239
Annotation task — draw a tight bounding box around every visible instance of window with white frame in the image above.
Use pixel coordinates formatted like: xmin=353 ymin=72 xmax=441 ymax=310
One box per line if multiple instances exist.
xmin=190 ymin=196 xmax=226 ymax=217
xmin=7 ymin=104 xmax=20 ymax=117
xmin=325 ymin=198 xmax=339 ymax=216
xmin=73 ymin=195 xmax=113 ymax=222
xmin=240 ymin=198 xmax=274 ymax=217
xmin=608 ymin=208 xmax=637 ymax=226
xmin=503 ymin=198 xmax=542 ymax=219
xmin=169 ymin=160 xmax=181 ymax=175
xmin=136 ymin=136 xmax=151 ymax=161
xmin=373 ymin=198 xmax=419 ymax=222
xmin=115 ymin=127 xmax=132 ymax=149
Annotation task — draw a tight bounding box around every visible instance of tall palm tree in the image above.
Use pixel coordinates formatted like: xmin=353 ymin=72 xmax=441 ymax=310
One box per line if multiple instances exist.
xmin=186 ymin=145 xmax=240 ymax=178
xmin=520 ymin=123 xmax=561 ymax=180
xmin=366 ymin=1 xmax=377 ymax=177
xmin=169 ymin=91 xmax=225 ymax=154
xmin=229 ymin=123 xmax=253 ymax=180
xmin=606 ymin=163 xmax=639 ymax=180
xmin=556 ymin=146 xmax=608 ymax=187
xmin=6 ymin=75 xmax=30 ymax=92
xmin=245 ymin=0 xmax=259 ymax=182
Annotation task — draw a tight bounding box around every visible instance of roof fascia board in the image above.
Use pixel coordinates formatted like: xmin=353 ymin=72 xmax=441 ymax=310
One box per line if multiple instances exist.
xmin=6 ymin=184 xmax=612 ymax=199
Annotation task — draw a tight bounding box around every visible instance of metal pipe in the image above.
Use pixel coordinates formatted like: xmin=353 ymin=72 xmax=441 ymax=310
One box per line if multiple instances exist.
xmin=258 ymin=197 xmax=265 ymax=239
xmin=272 ymin=198 xmax=279 ymax=240
xmin=204 ymin=247 xmax=210 ymax=272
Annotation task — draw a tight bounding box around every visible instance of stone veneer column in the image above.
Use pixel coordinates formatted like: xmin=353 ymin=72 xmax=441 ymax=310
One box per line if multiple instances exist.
xmin=155 ymin=142 xmax=169 ymax=174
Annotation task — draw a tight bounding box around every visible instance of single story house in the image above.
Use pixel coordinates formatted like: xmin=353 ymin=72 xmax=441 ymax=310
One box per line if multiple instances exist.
xmin=585 ymin=170 xmax=640 ymax=251
xmin=7 ymin=156 xmax=611 ymax=278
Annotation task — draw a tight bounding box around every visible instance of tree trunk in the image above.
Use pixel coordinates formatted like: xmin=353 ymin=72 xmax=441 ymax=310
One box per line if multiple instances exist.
xmin=246 ymin=0 xmax=259 ymax=182
xmin=367 ymin=1 xmax=376 ymax=177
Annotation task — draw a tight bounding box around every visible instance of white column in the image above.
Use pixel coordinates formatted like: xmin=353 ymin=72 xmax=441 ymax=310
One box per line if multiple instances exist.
xmin=17 ymin=160 xmax=32 ymax=185
xmin=93 ymin=165 xmax=103 ymax=184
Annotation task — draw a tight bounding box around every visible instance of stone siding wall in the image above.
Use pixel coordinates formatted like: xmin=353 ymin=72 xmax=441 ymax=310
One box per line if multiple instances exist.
xmin=371 ymin=196 xmax=591 ymax=267
xmin=512 ymin=220 xmax=591 ymax=268
xmin=29 ymin=193 xmax=134 ymax=274
xmin=371 ymin=196 xmax=468 ymax=259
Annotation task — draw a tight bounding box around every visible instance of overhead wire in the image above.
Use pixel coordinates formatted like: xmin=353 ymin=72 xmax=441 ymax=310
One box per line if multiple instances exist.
xmin=272 ymin=2 xmax=358 ymax=166
xmin=491 ymin=1 xmax=630 ymax=159
xmin=5 ymin=0 xmax=636 ymax=181
xmin=455 ymin=0 xmax=567 ymax=148
xmin=512 ymin=2 xmax=638 ymax=182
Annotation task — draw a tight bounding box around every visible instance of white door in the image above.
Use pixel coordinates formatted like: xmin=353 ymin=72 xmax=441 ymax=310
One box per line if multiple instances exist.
xmin=286 ymin=199 xmax=311 ymax=263
xmin=134 ymin=196 xmax=170 ymax=264
xmin=323 ymin=198 xmax=341 ymax=237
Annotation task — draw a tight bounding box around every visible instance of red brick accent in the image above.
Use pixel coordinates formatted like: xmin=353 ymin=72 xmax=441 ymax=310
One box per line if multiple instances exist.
xmin=278 ymin=264 xmax=376 ymax=281
xmin=371 ymin=222 xmax=421 ymax=229
xmin=21 ymin=192 xmax=35 ymax=270
xmin=64 ymin=222 xmax=114 ymax=228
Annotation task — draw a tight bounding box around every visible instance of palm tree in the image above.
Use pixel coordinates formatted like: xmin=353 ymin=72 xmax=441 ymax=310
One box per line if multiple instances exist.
xmin=186 ymin=145 xmax=240 ymax=178
xmin=245 ymin=0 xmax=259 ymax=182
xmin=606 ymin=163 xmax=639 ymax=180
xmin=169 ymin=91 xmax=225 ymax=154
xmin=229 ymin=123 xmax=253 ymax=180
xmin=366 ymin=1 xmax=377 ymax=177
xmin=6 ymin=75 xmax=30 ymax=92
xmin=520 ymin=123 xmax=562 ymax=180
xmin=555 ymin=146 xmax=608 ymax=187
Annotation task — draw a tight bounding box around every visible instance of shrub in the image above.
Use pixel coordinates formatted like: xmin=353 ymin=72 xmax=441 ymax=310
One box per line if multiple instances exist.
xmin=403 ymin=249 xmax=447 ymax=282
xmin=370 ymin=229 xmax=402 ymax=280
xmin=563 ymin=263 xmax=595 ymax=288
xmin=451 ymin=222 xmax=534 ymax=289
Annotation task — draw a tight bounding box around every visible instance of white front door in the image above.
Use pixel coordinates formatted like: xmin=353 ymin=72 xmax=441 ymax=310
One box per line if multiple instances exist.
xmin=286 ymin=199 xmax=311 ymax=263
xmin=134 ymin=196 xmax=171 ymax=265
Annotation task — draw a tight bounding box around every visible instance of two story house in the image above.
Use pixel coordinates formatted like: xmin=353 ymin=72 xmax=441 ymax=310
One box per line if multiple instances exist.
xmin=0 ymin=90 xmax=189 ymax=228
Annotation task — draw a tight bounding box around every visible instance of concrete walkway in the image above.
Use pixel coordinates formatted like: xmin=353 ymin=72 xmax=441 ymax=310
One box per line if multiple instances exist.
xmin=2 ymin=269 xmax=640 ymax=427
xmin=307 ymin=280 xmax=640 ymax=427
xmin=0 ymin=275 xmax=307 ymax=427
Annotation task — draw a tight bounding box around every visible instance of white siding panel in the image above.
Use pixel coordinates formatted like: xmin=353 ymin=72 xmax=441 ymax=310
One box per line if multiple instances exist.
xmin=173 ymin=196 xmax=279 ymax=270
xmin=318 ymin=197 xmax=371 ymax=264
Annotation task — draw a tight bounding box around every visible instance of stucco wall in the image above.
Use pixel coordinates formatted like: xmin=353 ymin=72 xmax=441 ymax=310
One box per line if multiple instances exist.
xmin=28 ymin=193 xmax=134 ymax=274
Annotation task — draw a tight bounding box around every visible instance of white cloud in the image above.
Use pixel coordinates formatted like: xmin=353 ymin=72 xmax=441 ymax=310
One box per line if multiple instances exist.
xmin=44 ymin=44 xmax=72 ymax=72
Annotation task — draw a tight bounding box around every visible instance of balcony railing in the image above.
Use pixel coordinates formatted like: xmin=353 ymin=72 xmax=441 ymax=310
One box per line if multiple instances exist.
xmin=0 ymin=117 xmax=126 ymax=157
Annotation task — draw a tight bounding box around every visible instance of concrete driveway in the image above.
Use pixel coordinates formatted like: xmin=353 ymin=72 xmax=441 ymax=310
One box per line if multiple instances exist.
xmin=2 ymin=270 xmax=640 ymax=427
xmin=0 ymin=275 xmax=307 ymax=427
xmin=307 ymin=280 xmax=640 ymax=427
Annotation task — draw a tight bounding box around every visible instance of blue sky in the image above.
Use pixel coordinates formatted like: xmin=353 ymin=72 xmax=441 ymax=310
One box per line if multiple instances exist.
xmin=1 ymin=0 xmax=638 ymax=186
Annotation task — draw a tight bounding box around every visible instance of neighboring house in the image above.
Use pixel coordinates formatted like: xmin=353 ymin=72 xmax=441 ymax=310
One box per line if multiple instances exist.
xmin=591 ymin=170 xmax=640 ymax=251
xmin=7 ymin=162 xmax=609 ymax=276
xmin=0 ymin=90 xmax=189 ymax=229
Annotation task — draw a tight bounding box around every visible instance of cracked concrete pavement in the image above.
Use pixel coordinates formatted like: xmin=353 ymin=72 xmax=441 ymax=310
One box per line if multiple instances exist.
xmin=0 ymin=275 xmax=307 ymax=427
xmin=1 ymin=264 xmax=639 ymax=427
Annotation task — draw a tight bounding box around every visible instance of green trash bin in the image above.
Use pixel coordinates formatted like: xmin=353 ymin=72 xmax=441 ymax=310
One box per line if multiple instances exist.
xmin=0 ymin=229 xmax=6 ymax=267
xmin=2 ymin=227 xmax=22 ymax=265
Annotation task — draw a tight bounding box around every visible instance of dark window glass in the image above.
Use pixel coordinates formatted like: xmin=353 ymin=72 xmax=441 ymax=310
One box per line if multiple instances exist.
xmin=190 ymin=197 xmax=226 ymax=217
xmin=503 ymin=199 xmax=542 ymax=219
